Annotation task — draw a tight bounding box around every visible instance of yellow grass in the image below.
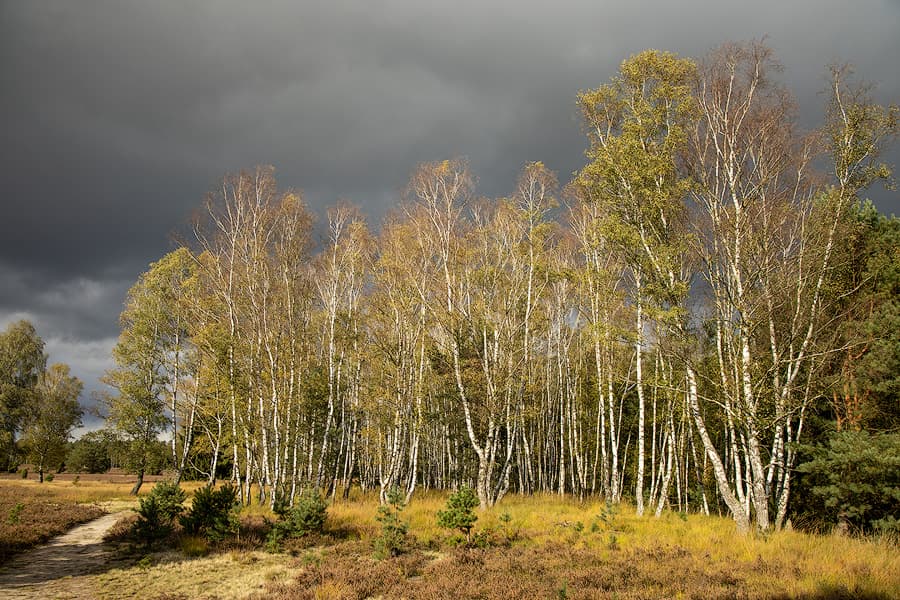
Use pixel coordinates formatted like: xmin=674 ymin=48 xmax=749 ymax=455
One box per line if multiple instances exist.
xmin=0 ymin=474 xmax=207 ymax=508
xmin=0 ymin=476 xmax=134 ymax=506
xmin=5 ymin=477 xmax=897 ymax=599
xmin=94 ymin=550 xmax=293 ymax=599
xmin=326 ymin=491 xmax=900 ymax=598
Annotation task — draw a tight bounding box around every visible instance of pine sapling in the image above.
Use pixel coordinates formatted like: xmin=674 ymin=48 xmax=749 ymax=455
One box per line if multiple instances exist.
xmin=374 ymin=487 xmax=409 ymax=558
xmin=437 ymin=486 xmax=478 ymax=542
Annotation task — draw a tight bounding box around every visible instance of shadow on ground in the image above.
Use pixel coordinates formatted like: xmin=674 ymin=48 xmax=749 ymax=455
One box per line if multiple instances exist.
xmin=0 ymin=512 xmax=133 ymax=590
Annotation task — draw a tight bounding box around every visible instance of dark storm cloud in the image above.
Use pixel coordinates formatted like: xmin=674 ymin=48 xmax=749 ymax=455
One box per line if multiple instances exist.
xmin=1 ymin=1 xmax=898 ymax=425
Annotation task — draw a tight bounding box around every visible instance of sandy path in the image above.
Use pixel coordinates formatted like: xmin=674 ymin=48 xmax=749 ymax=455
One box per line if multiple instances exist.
xmin=0 ymin=511 xmax=131 ymax=599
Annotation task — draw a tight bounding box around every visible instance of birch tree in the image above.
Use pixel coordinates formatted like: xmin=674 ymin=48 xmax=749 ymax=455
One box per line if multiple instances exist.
xmin=368 ymin=218 xmax=431 ymax=503
xmin=104 ymin=255 xmax=178 ymax=494
xmin=576 ymin=49 xmax=697 ymax=515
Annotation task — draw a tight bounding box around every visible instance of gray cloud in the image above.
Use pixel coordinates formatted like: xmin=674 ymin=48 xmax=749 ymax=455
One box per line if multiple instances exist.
xmin=1 ymin=0 xmax=897 ymax=423
xmin=0 ymin=264 xmax=129 ymax=428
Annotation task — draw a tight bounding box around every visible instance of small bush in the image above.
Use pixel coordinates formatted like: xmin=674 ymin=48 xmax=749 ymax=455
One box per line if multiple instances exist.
xmin=595 ymin=499 xmax=619 ymax=532
xmin=267 ymin=488 xmax=327 ymax=550
xmin=44 ymin=473 xmax=54 ymax=482
xmin=134 ymin=495 xmax=168 ymax=542
xmin=288 ymin=488 xmax=328 ymax=534
xmin=180 ymin=484 xmax=239 ymax=542
xmin=6 ymin=502 xmax=24 ymax=525
xmin=608 ymin=533 xmax=620 ymax=551
xmin=152 ymin=481 xmax=187 ymax=521
xmin=470 ymin=529 xmax=493 ymax=548
xmin=498 ymin=511 xmax=519 ymax=542
xmin=374 ymin=487 xmax=409 ymax=558
xmin=134 ymin=481 xmax=187 ymax=543
xmin=437 ymin=486 xmax=478 ymax=542
xmin=20 ymin=469 xmax=28 ymax=479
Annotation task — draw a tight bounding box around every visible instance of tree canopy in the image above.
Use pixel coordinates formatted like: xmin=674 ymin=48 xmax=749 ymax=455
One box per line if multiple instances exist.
xmin=95 ymin=42 xmax=898 ymax=534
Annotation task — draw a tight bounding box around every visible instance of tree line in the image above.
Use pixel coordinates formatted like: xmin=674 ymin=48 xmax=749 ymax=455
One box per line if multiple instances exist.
xmin=101 ymin=41 xmax=898 ymax=533
xmin=0 ymin=321 xmax=83 ymax=482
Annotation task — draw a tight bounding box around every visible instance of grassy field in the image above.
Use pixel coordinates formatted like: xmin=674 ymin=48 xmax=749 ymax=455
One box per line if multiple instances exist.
xmin=0 ymin=473 xmax=205 ymax=565
xmin=2 ymin=478 xmax=898 ymax=599
xmin=0 ymin=478 xmax=111 ymax=564
xmin=257 ymin=492 xmax=899 ymax=599
xmin=99 ymin=488 xmax=900 ymax=599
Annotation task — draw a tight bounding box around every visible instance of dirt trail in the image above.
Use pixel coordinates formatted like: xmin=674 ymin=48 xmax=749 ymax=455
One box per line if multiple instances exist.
xmin=0 ymin=511 xmax=130 ymax=599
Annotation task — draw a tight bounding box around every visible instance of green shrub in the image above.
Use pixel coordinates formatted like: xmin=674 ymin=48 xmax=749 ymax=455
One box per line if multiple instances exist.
xmin=470 ymin=529 xmax=493 ymax=548
xmin=594 ymin=499 xmax=619 ymax=533
xmin=796 ymin=430 xmax=900 ymax=534
xmin=134 ymin=481 xmax=187 ymax=543
xmin=6 ymin=502 xmax=24 ymax=525
xmin=20 ymin=468 xmax=27 ymax=479
xmin=134 ymin=495 xmax=169 ymax=542
xmin=374 ymin=487 xmax=409 ymax=558
xmin=180 ymin=484 xmax=239 ymax=542
xmin=44 ymin=473 xmax=54 ymax=482
xmin=437 ymin=486 xmax=478 ymax=542
xmin=266 ymin=488 xmax=327 ymax=550
xmin=288 ymin=488 xmax=327 ymax=534
xmin=153 ymin=481 xmax=188 ymax=521
xmin=498 ymin=511 xmax=519 ymax=542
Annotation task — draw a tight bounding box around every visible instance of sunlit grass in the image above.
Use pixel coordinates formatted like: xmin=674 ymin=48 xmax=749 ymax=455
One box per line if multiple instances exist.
xmin=6 ymin=477 xmax=896 ymax=598
xmin=0 ymin=477 xmax=132 ymax=505
xmin=317 ymin=489 xmax=900 ymax=597
xmin=0 ymin=479 xmax=109 ymax=563
xmin=94 ymin=550 xmax=292 ymax=599
xmin=0 ymin=473 xmax=207 ymax=506
xmin=332 ymin=491 xmax=900 ymax=597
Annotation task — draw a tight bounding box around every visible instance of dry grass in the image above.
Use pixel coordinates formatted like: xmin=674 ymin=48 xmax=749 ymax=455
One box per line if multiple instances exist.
xmin=266 ymin=492 xmax=900 ymax=600
xmin=0 ymin=470 xmax=204 ymax=506
xmin=94 ymin=550 xmax=293 ymax=599
xmin=258 ymin=541 xmax=898 ymax=599
xmin=0 ymin=479 xmax=107 ymax=564
xmin=6 ymin=481 xmax=896 ymax=599
xmin=0 ymin=475 xmax=210 ymax=564
xmin=0 ymin=473 xmax=134 ymax=504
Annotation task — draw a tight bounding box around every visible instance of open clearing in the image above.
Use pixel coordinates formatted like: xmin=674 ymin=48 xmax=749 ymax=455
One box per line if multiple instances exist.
xmin=0 ymin=478 xmax=897 ymax=599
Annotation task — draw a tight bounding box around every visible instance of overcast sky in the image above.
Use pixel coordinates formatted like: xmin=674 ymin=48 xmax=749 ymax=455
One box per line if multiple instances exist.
xmin=1 ymin=1 xmax=898 ymax=432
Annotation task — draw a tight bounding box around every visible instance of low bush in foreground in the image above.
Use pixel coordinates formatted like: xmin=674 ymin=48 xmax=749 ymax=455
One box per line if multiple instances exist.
xmin=305 ymin=493 xmax=899 ymax=599
xmin=134 ymin=481 xmax=187 ymax=544
xmin=180 ymin=484 xmax=240 ymax=542
xmin=266 ymin=488 xmax=328 ymax=551
xmin=374 ymin=487 xmax=409 ymax=558
xmin=258 ymin=539 xmax=899 ymax=600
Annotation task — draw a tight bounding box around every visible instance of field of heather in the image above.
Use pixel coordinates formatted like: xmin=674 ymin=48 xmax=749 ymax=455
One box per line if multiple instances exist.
xmin=1 ymin=478 xmax=898 ymax=599
xmin=0 ymin=479 xmax=107 ymax=564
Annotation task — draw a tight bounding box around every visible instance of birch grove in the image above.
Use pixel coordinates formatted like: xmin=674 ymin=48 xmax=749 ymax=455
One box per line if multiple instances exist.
xmin=104 ymin=42 xmax=897 ymax=532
